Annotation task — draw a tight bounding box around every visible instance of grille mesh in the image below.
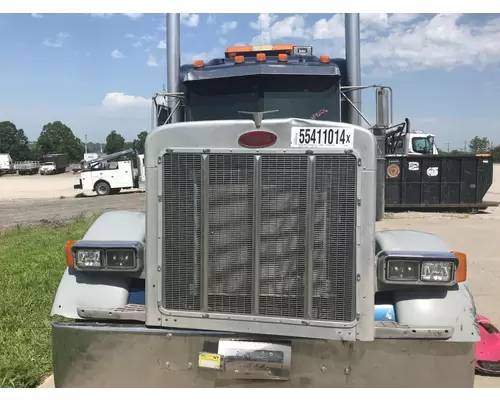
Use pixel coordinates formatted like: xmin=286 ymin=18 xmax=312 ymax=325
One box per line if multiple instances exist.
xmin=163 ymin=153 xmax=202 ymax=311
xmin=207 ymin=154 xmax=254 ymax=314
xmin=259 ymin=156 xmax=307 ymax=318
xmin=162 ymin=152 xmax=357 ymax=322
xmin=313 ymin=156 xmax=357 ymax=321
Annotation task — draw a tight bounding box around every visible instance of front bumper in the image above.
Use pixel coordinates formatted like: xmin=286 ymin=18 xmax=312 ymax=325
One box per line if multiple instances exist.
xmin=74 ymin=179 xmax=82 ymax=189
xmin=52 ymin=321 xmax=476 ymax=388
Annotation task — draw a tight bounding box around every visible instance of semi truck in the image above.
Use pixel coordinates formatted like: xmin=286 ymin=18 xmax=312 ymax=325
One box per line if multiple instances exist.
xmin=49 ymin=13 xmax=479 ymax=388
xmin=73 ymin=149 xmax=145 ymax=196
xmin=40 ymin=153 xmax=69 ymax=175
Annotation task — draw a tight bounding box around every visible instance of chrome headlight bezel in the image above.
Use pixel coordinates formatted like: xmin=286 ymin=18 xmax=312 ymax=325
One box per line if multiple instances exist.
xmin=376 ymin=250 xmax=458 ymax=286
xmin=70 ymin=240 xmax=144 ymax=273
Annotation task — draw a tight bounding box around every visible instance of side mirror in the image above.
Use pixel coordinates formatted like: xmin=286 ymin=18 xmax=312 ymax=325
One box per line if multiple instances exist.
xmin=156 ymin=105 xmax=171 ymax=126
xmin=375 ymin=88 xmax=390 ymax=128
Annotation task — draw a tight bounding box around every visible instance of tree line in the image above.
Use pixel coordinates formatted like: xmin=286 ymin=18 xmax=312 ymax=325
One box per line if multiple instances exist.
xmin=1 ymin=120 xmax=499 ymax=164
xmin=439 ymin=136 xmax=500 ymax=162
xmin=0 ymin=120 xmax=147 ymax=163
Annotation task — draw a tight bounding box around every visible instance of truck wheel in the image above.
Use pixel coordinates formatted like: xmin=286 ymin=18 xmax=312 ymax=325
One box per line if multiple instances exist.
xmin=95 ymin=181 xmax=111 ymax=196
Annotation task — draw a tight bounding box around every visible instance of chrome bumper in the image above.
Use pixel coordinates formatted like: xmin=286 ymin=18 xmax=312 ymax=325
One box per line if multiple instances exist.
xmin=52 ymin=322 xmax=475 ymax=388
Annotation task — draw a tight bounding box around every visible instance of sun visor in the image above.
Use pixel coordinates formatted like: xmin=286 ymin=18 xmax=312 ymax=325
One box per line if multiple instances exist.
xmin=183 ymin=62 xmax=341 ymax=83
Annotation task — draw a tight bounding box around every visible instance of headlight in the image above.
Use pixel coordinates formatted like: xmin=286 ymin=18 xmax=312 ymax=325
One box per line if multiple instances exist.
xmin=69 ymin=240 xmax=144 ymax=273
xmin=386 ymin=260 xmax=419 ymax=281
xmin=76 ymin=249 xmax=103 ymax=268
xmin=377 ymin=250 xmax=458 ymax=286
xmin=106 ymin=249 xmax=136 ymax=269
xmin=421 ymin=261 xmax=454 ymax=282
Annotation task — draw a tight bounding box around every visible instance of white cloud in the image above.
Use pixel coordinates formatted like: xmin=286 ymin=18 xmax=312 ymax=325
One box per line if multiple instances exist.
xmin=249 ymin=13 xmax=278 ymax=31
xmin=246 ymin=13 xmax=500 ymax=73
xmin=125 ymin=33 xmax=135 ymax=39
xmin=157 ymin=40 xmax=166 ymax=49
xmin=90 ymin=13 xmax=113 ymax=18
xmin=207 ymin=15 xmax=216 ymax=25
xmin=31 ymin=13 xmax=43 ymax=18
xmin=132 ymin=41 xmax=143 ymax=48
xmin=42 ymin=32 xmax=69 ymax=48
xmin=111 ymin=49 xmax=125 ymax=59
xmin=140 ymin=35 xmax=156 ymax=42
xmin=250 ymin=14 xmax=310 ymax=45
xmin=99 ymin=93 xmax=151 ymax=122
xmin=147 ymin=54 xmax=158 ymax=67
xmin=181 ymin=48 xmax=222 ymax=64
xmin=181 ymin=13 xmax=199 ymax=28
xmin=123 ymin=13 xmax=143 ymax=20
xmin=312 ymin=14 xmax=344 ymax=40
xmin=102 ymin=92 xmax=150 ymax=110
xmin=220 ymin=21 xmax=238 ymax=35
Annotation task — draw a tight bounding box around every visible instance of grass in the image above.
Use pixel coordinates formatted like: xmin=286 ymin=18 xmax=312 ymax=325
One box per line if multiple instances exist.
xmin=0 ymin=215 xmax=97 ymax=388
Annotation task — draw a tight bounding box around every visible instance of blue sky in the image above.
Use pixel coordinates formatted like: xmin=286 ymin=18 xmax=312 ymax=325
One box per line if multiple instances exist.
xmin=1 ymin=12 xmax=500 ymax=149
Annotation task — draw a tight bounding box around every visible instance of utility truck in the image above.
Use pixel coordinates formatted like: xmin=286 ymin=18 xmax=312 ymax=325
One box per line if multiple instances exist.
xmin=73 ymin=148 xmax=145 ymax=196
xmin=50 ymin=13 xmax=479 ymax=388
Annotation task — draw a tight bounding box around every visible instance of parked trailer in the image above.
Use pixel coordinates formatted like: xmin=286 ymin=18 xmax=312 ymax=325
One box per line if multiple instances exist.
xmin=50 ymin=14 xmax=479 ymax=388
xmin=15 ymin=161 xmax=40 ymax=175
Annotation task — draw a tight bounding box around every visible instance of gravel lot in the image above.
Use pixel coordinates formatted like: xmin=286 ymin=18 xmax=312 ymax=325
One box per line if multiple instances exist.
xmin=0 ymin=172 xmax=145 ymax=228
xmin=2 ymin=167 xmax=499 ymax=388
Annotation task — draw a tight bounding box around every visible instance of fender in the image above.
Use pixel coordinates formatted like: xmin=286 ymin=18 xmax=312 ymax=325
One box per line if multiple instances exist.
xmin=375 ymin=229 xmax=480 ymax=343
xmin=50 ymin=211 xmax=146 ymax=320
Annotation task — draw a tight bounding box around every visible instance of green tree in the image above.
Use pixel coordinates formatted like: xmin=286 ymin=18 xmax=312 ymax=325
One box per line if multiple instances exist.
xmin=0 ymin=121 xmax=32 ymax=160
xmin=133 ymin=131 xmax=147 ymax=154
xmin=490 ymin=145 xmax=500 ymax=163
xmin=468 ymin=136 xmax=492 ymax=154
xmin=103 ymin=130 xmax=125 ymax=154
xmin=124 ymin=141 xmax=135 ymax=150
xmin=83 ymin=141 xmax=104 ymax=153
xmin=36 ymin=121 xmax=83 ymax=162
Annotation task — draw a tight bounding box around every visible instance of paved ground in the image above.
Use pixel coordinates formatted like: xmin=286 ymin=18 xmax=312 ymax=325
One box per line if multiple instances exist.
xmin=2 ymin=167 xmax=498 ymax=388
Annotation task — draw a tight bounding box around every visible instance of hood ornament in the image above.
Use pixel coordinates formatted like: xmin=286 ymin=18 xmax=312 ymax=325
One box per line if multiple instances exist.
xmin=238 ymin=110 xmax=279 ymax=129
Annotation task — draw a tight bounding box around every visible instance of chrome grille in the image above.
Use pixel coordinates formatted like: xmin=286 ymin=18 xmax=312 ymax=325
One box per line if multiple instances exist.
xmin=259 ymin=156 xmax=308 ymax=318
xmin=163 ymin=153 xmax=202 ymax=311
xmin=162 ymin=152 xmax=357 ymax=322
xmin=207 ymin=155 xmax=254 ymax=314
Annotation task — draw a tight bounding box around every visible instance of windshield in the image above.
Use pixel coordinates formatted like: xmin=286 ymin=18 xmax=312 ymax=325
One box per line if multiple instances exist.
xmin=185 ymin=74 xmax=341 ymax=122
xmin=43 ymin=162 xmax=55 ymax=166
xmin=411 ymin=137 xmax=434 ymax=154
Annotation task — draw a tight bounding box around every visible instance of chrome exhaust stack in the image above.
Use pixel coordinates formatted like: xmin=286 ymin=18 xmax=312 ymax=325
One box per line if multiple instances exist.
xmin=344 ymin=14 xmax=361 ymax=126
xmin=166 ymin=13 xmax=181 ymax=124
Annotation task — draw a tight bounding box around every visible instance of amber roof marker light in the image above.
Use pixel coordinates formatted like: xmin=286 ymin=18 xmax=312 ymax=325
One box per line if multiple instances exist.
xmin=193 ymin=59 xmax=204 ymax=68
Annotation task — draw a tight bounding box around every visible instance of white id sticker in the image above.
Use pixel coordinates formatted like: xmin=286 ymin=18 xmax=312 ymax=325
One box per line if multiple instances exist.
xmin=291 ymin=127 xmax=354 ymax=148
